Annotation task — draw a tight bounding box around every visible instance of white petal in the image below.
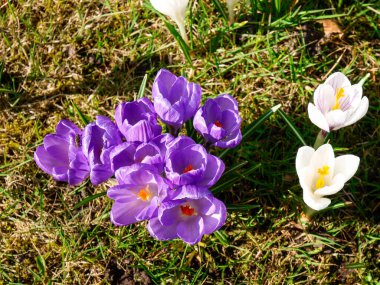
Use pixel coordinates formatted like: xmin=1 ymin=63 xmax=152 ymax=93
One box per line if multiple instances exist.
xmin=325 ymin=72 xmax=351 ymax=90
xmin=326 ymin=110 xmax=347 ymax=131
xmin=314 ymin=173 xmax=345 ymax=196
xmin=314 ymin=84 xmax=335 ymax=113
xmin=296 ymin=146 xmax=315 ymax=177
xmin=304 ymin=194 xmax=331 ymax=211
xmin=300 ymin=166 xmax=331 ymax=211
xmin=308 ymin=103 xmax=330 ymax=132
xmin=310 ymin=144 xmax=335 ymax=181
xmin=334 ymin=154 xmax=360 ymax=184
xmin=343 ymin=97 xmax=369 ymax=127
xmin=150 ymin=0 xmax=189 ymax=24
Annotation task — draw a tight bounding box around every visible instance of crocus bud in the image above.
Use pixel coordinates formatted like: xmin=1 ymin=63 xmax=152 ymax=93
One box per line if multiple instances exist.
xmin=34 ymin=120 xmax=90 ymax=185
xmin=150 ymin=0 xmax=189 ymax=42
xmin=115 ymin=98 xmax=162 ymax=143
xmin=152 ymin=69 xmax=202 ymax=132
xmin=82 ymin=116 xmax=122 ymax=185
xmin=193 ymin=94 xmax=242 ymax=148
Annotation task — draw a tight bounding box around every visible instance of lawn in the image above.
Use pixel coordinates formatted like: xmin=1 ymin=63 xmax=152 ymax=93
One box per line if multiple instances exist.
xmin=0 ymin=0 xmax=379 ymax=284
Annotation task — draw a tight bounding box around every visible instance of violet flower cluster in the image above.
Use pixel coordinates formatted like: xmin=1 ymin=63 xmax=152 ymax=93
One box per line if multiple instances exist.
xmin=34 ymin=69 xmax=242 ymax=245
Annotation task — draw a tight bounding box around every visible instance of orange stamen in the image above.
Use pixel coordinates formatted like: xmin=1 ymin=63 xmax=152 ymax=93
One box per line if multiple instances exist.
xmin=180 ymin=204 xmax=196 ymax=216
xmin=214 ymin=121 xmax=223 ymax=128
xmin=138 ymin=186 xmax=150 ymax=201
xmin=183 ymin=164 xmax=193 ymax=173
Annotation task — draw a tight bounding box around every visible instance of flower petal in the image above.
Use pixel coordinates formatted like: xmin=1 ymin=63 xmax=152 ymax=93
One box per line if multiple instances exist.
xmin=308 ymin=103 xmax=330 ymax=132
xmin=177 ymin=216 xmax=204 ymax=245
xmin=147 ymin=217 xmax=178 ymax=241
xmin=333 ymin=154 xmax=360 ymax=184
xmin=326 ymin=109 xmax=347 ymax=131
xmin=313 ymin=84 xmax=335 ymax=113
xmin=295 ymin=146 xmax=315 ymax=177
xmin=343 ymin=96 xmax=369 ymax=128
xmin=313 ymin=173 xmax=345 ymax=196
xmin=198 ymin=154 xmax=225 ymax=187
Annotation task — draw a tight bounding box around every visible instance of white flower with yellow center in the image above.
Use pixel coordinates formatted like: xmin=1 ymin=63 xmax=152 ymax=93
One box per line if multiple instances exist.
xmin=296 ymin=144 xmax=360 ymax=211
xmin=150 ymin=0 xmax=189 ymax=42
xmin=308 ymin=72 xmax=369 ymax=132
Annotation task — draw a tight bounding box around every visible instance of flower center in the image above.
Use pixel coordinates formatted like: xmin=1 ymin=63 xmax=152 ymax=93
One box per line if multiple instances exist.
xmin=214 ymin=121 xmax=223 ymax=128
xmin=180 ymin=204 xmax=197 ymax=216
xmin=315 ymin=165 xmax=330 ymax=189
xmin=138 ymin=186 xmax=150 ymax=201
xmin=183 ymin=164 xmax=193 ymax=173
xmin=332 ymin=88 xmax=345 ymax=110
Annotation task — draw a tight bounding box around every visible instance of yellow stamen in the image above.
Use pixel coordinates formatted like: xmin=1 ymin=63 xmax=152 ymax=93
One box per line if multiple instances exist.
xmin=332 ymin=88 xmax=345 ymax=110
xmin=138 ymin=186 xmax=150 ymax=201
xmin=315 ymin=165 xmax=330 ymax=189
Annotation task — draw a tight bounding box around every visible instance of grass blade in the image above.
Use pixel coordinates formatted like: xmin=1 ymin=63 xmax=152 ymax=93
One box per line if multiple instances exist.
xmin=71 ymin=101 xmax=90 ymax=125
xmin=277 ymin=109 xmax=307 ymax=146
xmin=210 ymin=0 xmax=228 ymax=21
xmin=73 ymin=191 xmax=106 ymax=209
xmin=164 ymin=21 xmax=193 ymax=66
xmin=219 ymin=104 xmax=281 ymax=159
xmin=137 ymin=74 xmax=148 ymax=99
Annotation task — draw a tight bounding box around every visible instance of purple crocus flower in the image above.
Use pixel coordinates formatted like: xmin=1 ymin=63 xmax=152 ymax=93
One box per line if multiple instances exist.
xmin=148 ymin=185 xmax=227 ymax=245
xmin=152 ymin=69 xmax=202 ymax=132
xmin=34 ymin=119 xmax=89 ymax=185
xmin=194 ymin=94 xmax=242 ymax=148
xmin=165 ymin=136 xmax=225 ymax=187
xmin=82 ymin=116 xmax=123 ymax=185
xmin=107 ymin=164 xmax=169 ymax=226
xmin=115 ymin=98 xmax=162 ymax=143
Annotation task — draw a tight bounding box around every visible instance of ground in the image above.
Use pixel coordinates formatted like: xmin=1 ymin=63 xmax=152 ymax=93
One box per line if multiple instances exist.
xmin=0 ymin=0 xmax=379 ymax=284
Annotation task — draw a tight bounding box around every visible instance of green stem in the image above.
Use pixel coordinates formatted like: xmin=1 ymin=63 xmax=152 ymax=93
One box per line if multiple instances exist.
xmin=313 ymin=130 xmax=327 ymax=149
xmin=175 ymin=19 xmax=188 ymax=44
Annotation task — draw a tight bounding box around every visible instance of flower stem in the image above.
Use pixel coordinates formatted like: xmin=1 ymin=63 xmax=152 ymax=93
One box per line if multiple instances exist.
xmin=176 ymin=20 xmax=188 ymax=44
xmin=313 ymin=130 xmax=327 ymax=150
xmin=300 ymin=205 xmax=317 ymax=228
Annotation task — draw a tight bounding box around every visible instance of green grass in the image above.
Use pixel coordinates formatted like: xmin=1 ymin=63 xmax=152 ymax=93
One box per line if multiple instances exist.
xmin=1 ymin=0 xmax=379 ymax=284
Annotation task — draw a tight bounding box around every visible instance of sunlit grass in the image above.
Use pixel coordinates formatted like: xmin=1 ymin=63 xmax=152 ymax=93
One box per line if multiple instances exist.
xmin=0 ymin=0 xmax=379 ymax=283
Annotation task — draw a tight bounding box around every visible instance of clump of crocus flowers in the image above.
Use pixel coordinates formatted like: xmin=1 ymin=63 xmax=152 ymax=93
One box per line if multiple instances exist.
xmin=35 ymin=69 xmax=242 ymax=245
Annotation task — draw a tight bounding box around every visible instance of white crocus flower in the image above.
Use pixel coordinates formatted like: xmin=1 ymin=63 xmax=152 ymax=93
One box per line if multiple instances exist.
xmin=296 ymin=144 xmax=360 ymax=211
xmin=308 ymin=72 xmax=369 ymax=132
xmin=227 ymin=0 xmax=239 ymax=23
xmin=150 ymin=0 xmax=189 ymax=43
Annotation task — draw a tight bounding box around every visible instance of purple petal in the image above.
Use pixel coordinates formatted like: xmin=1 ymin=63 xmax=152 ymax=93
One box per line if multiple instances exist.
xmin=110 ymin=200 xmax=148 ymax=226
xmin=214 ymin=128 xmax=242 ymax=149
xmin=147 ymin=217 xmax=178 ymax=241
xmin=176 ymin=216 xmax=204 ymax=245
xmin=110 ymin=142 xmax=137 ymax=173
xmin=201 ymin=198 xmax=227 ymax=235
xmin=198 ymin=154 xmax=225 ymax=187
xmin=90 ymin=163 xmax=113 ymax=185
xmin=214 ymin=94 xmax=239 ymax=112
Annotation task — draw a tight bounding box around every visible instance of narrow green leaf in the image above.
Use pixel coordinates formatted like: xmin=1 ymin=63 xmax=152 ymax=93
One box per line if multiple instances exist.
xmin=219 ymin=104 xmax=281 ymax=159
xmin=213 ymin=230 xmax=229 ymax=245
xmin=73 ymin=191 xmax=106 ymax=209
xmin=36 ymin=255 xmax=46 ymax=276
xmin=164 ymin=21 xmax=193 ymax=66
xmin=345 ymin=263 xmax=367 ymax=269
xmin=71 ymin=101 xmax=90 ymax=125
xmin=222 ymin=161 xmax=248 ymax=177
xmin=277 ymin=109 xmax=307 ymax=146
xmin=212 ymin=163 xmax=261 ymax=194
xmin=210 ymin=0 xmax=228 ymax=21
xmin=137 ymin=74 xmax=148 ymax=99
xmin=227 ymin=204 xmax=260 ymax=210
